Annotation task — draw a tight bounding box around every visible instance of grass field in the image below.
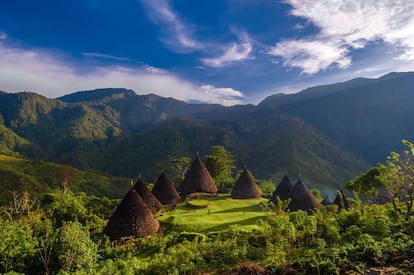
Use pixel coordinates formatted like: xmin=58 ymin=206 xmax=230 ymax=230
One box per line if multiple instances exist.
xmin=158 ymin=195 xmax=270 ymax=233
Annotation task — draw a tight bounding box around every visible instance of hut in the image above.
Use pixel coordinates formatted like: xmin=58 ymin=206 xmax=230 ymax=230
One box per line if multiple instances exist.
xmin=288 ymin=179 xmax=323 ymax=211
xmin=151 ymin=173 xmax=181 ymax=205
xmin=103 ymin=189 xmax=159 ymax=241
xmin=179 ymin=155 xmax=218 ymax=196
xmin=321 ymin=195 xmax=333 ymax=206
xmin=270 ymin=175 xmax=294 ymax=204
xmin=231 ymin=169 xmax=261 ymax=199
xmin=374 ymin=188 xmax=393 ymax=204
xmin=133 ymin=178 xmax=162 ymax=214
xmin=333 ymin=190 xmax=350 ymax=210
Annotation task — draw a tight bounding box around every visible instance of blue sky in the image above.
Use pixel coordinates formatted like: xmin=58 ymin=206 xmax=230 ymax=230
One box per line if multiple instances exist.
xmin=1 ymin=0 xmax=414 ymax=105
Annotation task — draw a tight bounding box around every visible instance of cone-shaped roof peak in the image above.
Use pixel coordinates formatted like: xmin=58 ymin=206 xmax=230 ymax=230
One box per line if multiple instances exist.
xmin=152 ymin=173 xmax=180 ymax=205
xmin=231 ymin=169 xmax=261 ymax=199
xmin=133 ymin=178 xmax=162 ymax=214
xmin=270 ymin=174 xmax=294 ymax=203
xmin=288 ymin=179 xmax=322 ymax=211
xmin=103 ymin=189 xmax=159 ymax=241
xmin=179 ymin=155 xmax=218 ymax=195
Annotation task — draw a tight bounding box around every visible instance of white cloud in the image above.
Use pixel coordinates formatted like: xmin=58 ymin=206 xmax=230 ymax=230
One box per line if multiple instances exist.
xmin=269 ymin=40 xmax=350 ymax=74
xmin=198 ymin=85 xmax=244 ymax=105
xmin=82 ymin=52 xmax=132 ymax=61
xmin=142 ymin=65 xmax=168 ymax=74
xmin=138 ymin=0 xmax=201 ymax=51
xmin=269 ymin=0 xmax=414 ymax=74
xmin=0 ymin=31 xmax=7 ymax=40
xmin=201 ymin=32 xmax=252 ymax=67
xmin=0 ymin=43 xmax=244 ymax=106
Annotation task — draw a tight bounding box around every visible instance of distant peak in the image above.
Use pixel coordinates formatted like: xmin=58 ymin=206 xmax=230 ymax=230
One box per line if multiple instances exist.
xmin=57 ymin=88 xmax=136 ymax=103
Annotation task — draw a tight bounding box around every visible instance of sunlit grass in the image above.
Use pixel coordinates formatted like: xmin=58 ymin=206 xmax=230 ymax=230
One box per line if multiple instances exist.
xmin=158 ymin=195 xmax=270 ymax=232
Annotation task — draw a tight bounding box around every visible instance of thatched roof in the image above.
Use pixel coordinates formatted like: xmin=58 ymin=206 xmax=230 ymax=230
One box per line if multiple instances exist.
xmin=321 ymin=195 xmax=333 ymax=206
xmin=133 ymin=178 xmax=162 ymax=214
xmin=231 ymin=169 xmax=261 ymax=199
xmin=333 ymin=190 xmax=350 ymax=210
xmin=103 ymin=189 xmax=159 ymax=241
xmin=270 ymin=175 xmax=294 ymax=204
xmin=151 ymin=173 xmax=181 ymax=205
xmin=179 ymin=156 xmax=218 ymax=196
xmin=374 ymin=188 xmax=393 ymax=204
xmin=288 ymin=179 xmax=323 ymax=211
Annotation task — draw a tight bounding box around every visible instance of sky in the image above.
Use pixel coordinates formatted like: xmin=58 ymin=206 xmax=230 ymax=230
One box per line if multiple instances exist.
xmin=1 ymin=0 xmax=414 ymax=106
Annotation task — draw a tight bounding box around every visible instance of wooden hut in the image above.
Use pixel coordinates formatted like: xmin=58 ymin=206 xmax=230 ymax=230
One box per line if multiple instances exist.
xmin=333 ymin=190 xmax=350 ymax=210
xmin=133 ymin=178 xmax=162 ymax=214
xmin=151 ymin=173 xmax=181 ymax=205
xmin=179 ymin=155 xmax=218 ymax=196
xmin=103 ymin=189 xmax=159 ymax=241
xmin=270 ymin=175 xmax=294 ymax=204
xmin=288 ymin=179 xmax=323 ymax=211
xmin=321 ymin=195 xmax=333 ymax=206
xmin=231 ymin=169 xmax=261 ymax=199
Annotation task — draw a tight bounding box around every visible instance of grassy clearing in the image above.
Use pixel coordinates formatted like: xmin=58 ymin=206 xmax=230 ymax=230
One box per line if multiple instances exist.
xmin=158 ymin=195 xmax=270 ymax=232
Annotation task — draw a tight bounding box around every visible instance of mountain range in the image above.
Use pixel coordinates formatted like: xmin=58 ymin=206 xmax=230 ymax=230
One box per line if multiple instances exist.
xmin=1 ymin=72 xmax=414 ymax=194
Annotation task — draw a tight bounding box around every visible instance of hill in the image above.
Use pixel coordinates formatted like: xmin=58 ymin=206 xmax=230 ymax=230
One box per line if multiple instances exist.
xmin=0 ymin=154 xmax=129 ymax=204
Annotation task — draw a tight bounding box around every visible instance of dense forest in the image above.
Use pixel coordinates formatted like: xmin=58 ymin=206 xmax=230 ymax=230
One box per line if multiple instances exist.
xmin=2 ymin=72 xmax=414 ymax=193
xmin=1 ymin=141 xmax=414 ymax=274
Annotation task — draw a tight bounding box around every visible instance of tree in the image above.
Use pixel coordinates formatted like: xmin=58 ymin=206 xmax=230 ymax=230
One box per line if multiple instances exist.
xmin=56 ymin=221 xmax=97 ymax=272
xmin=378 ymin=140 xmax=414 ymax=220
xmin=164 ymin=157 xmax=191 ymax=187
xmin=345 ymin=166 xmax=385 ymax=200
xmin=204 ymin=146 xmax=235 ymax=192
xmin=40 ymin=188 xmax=88 ymax=227
xmin=0 ymin=220 xmax=37 ymax=273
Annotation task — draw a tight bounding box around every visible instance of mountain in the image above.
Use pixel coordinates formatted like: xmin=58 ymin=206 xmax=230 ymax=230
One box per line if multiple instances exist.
xmin=260 ymin=72 xmax=414 ymax=164
xmin=57 ymin=88 xmax=136 ymax=103
xmin=1 ymin=72 xmax=413 ymax=195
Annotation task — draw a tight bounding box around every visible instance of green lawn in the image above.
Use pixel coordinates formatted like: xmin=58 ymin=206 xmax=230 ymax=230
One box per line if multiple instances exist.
xmin=158 ymin=195 xmax=270 ymax=233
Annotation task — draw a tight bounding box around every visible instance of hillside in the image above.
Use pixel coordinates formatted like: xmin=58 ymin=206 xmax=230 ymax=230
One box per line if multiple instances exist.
xmin=260 ymin=72 xmax=414 ymax=164
xmin=0 ymin=154 xmax=129 ymax=204
xmin=1 ymin=72 xmax=414 ymax=193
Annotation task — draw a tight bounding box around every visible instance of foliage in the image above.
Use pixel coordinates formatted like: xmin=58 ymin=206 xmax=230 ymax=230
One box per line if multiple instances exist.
xmin=56 ymin=222 xmax=98 ymax=272
xmin=0 ymin=220 xmax=37 ymax=273
xmin=345 ymin=166 xmax=385 ymax=199
xmin=163 ymin=157 xmax=191 ymax=188
xmin=204 ymin=145 xmax=235 ymax=193
xmin=378 ymin=140 xmax=414 ymax=220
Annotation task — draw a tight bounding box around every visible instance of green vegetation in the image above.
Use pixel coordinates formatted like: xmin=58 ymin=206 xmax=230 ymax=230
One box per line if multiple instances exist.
xmin=0 ymin=87 xmax=373 ymax=191
xmin=0 ymin=154 xmax=129 ymax=203
xmin=2 ymin=188 xmax=414 ymax=274
xmin=1 ymin=140 xmax=414 ymax=274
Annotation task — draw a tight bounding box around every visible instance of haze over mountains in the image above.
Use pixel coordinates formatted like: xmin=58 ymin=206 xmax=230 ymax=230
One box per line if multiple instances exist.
xmin=1 ymin=72 xmax=413 ymax=193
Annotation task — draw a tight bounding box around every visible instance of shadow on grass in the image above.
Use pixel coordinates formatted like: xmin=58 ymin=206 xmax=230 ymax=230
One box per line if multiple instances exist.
xmin=212 ymin=203 xmax=266 ymax=214
xmin=205 ymin=216 xmax=265 ymax=232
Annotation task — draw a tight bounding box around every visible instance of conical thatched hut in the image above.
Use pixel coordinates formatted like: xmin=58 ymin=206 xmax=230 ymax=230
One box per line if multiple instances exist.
xmin=333 ymin=190 xmax=350 ymax=210
xmin=288 ymin=179 xmax=323 ymax=211
xmin=103 ymin=189 xmax=160 ymax=241
xmin=151 ymin=173 xmax=181 ymax=205
xmin=133 ymin=178 xmax=162 ymax=214
xmin=231 ymin=169 xmax=261 ymax=199
xmin=179 ymin=155 xmax=218 ymax=196
xmin=270 ymin=175 xmax=294 ymax=204
xmin=374 ymin=188 xmax=393 ymax=204
xmin=321 ymin=195 xmax=333 ymax=206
